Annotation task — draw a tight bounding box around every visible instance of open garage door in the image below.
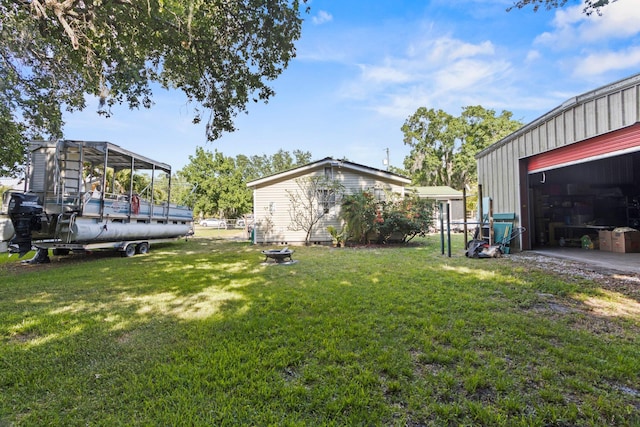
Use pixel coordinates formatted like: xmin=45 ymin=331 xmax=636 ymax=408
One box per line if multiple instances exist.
xmin=526 ymin=124 xmax=640 ymax=249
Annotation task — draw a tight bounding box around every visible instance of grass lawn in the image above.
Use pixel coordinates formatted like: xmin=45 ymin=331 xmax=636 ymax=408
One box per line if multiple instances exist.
xmin=1 ymin=233 xmax=638 ymax=426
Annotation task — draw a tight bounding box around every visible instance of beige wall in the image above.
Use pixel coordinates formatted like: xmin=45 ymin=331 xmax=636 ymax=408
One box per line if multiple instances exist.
xmin=252 ymin=166 xmax=406 ymax=245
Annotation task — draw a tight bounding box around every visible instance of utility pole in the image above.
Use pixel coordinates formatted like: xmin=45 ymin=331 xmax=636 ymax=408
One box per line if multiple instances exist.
xmin=383 ymin=148 xmax=389 ymax=170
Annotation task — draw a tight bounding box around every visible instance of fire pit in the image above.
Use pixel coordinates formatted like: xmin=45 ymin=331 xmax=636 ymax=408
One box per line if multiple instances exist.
xmin=261 ymin=247 xmax=294 ymax=263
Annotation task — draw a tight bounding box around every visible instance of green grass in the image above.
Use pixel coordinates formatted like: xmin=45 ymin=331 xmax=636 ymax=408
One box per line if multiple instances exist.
xmin=1 ymin=235 xmax=638 ymax=426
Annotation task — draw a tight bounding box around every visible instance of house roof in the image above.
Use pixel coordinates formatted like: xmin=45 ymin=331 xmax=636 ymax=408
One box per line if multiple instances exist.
xmin=407 ymin=186 xmax=463 ymax=199
xmin=246 ymin=157 xmax=411 ymax=188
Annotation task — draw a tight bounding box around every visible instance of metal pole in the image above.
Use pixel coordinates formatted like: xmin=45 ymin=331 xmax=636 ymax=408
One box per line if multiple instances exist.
xmin=463 ymin=187 xmax=468 ymax=249
xmin=478 ymin=184 xmax=483 ymax=240
xmin=446 ymin=202 xmax=452 ymax=258
xmin=439 ymin=202 xmax=445 ymax=255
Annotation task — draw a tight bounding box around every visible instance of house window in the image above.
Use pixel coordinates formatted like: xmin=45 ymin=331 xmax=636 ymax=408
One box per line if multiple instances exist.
xmin=318 ymin=189 xmax=336 ymax=214
xmin=324 ymin=167 xmax=333 ymax=180
xmin=373 ymin=187 xmax=386 ymax=202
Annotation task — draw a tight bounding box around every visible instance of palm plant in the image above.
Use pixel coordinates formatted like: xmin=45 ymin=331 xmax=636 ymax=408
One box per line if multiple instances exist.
xmin=339 ymin=191 xmax=378 ymax=244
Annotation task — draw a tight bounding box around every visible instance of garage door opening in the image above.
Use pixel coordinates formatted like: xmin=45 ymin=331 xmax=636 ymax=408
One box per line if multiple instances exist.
xmin=528 ymin=152 xmax=640 ymax=248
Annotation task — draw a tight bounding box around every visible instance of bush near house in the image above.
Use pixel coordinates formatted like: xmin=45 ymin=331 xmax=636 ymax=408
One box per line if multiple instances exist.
xmin=340 ymin=190 xmax=434 ymax=245
xmin=376 ymin=196 xmax=434 ymax=244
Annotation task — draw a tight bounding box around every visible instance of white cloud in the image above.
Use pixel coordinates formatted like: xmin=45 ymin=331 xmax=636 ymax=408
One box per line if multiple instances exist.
xmin=573 ymin=46 xmax=640 ymax=77
xmin=525 ymin=50 xmax=541 ymax=62
xmin=407 ymin=37 xmax=495 ymax=63
xmin=358 ymin=63 xmax=412 ymax=84
xmin=312 ymin=10 xmax=333 ymax=25
xmin=535 ymin=1 xmax=640 ymax=48
xmin=339 ymin=35 xmax=511 ymax=119
xmin=428 ymin=39 xmax=495 ymax=62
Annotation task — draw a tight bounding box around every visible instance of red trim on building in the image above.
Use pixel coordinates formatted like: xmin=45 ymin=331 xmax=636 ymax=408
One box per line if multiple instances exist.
xmin=527 ymin=123 xmax=640 ymax=172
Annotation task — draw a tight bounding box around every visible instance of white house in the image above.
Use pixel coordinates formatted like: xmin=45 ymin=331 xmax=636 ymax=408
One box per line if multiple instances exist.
xmin=246 ymin=157 xmax=411 ymax=245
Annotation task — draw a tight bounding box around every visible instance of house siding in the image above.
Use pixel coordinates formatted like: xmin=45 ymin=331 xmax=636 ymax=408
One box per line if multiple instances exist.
xmin=250 ymin=161 xmax=408 ymax=245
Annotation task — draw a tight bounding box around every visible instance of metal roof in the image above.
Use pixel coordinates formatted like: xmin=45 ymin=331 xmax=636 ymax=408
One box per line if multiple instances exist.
xmin=407 ymin=186 xmax=463 ymax=199
xmin=246 ymin=157 xmax=411 ymax=188
xmin=29 ymin=140 xmax=173 ymax=172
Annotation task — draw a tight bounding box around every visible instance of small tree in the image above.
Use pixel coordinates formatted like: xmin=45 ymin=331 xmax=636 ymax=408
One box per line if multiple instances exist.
xmin=339 ymin=190 xmax=379 ymax=244
xmin=286 ymin=176 xmax=344 ymax=245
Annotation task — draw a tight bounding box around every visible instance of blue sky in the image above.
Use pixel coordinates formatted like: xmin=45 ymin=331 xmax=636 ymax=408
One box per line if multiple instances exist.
xmin=61 ymin=0 xmax=640 ymax=174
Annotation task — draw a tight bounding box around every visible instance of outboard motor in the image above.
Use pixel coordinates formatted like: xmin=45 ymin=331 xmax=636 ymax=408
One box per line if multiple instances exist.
xmin=8 ymin=193 xmax=44 ymax=257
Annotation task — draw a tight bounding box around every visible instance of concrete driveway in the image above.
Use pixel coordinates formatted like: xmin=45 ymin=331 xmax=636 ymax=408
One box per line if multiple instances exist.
xmin=528 ymin=247 xmax=640 ymax=275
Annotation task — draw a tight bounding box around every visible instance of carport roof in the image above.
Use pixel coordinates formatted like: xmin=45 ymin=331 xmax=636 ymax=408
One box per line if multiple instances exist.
xmin=408 ymin=186 xmax=463 ymax=199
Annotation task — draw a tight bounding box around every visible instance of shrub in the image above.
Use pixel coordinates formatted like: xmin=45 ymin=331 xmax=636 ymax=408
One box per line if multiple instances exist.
xmin=376 ymin=195 xmax=434 ymax=243
xmin=340 ymin=190 xmax=434 ymax=244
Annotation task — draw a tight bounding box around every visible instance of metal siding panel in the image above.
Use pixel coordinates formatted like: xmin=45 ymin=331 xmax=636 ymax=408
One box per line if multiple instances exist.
xmin=609 ymin=92 xmax=623 ymax=130
xmin=511 ymin=144 xmax=518 ymax=212
xmin=575 ymin=104 xmax=586 ymax=141
xmin=547 ymin=117 xmax=557 ymax=149
xmin=539 ymin=123 xmax=548 ymax=152
xmin=533 ymin=125 xmax=547 ymax=154
xmin=516 ymin=135 xmax=526 ymax=159
xmin=585 ymin=100 xmax=597 ymax=137
xmin=620 ymin=88 xmax=636 ymax=126
xmin=479 ymin=157 xmax=489 ymax=190
xmin=622 ymin=87 xmax=638 ymax=125
xmin=530 ymin=128 xmax=539 ymax=155
xmin=524 ymin=132 xmax=532 ymax=156
xmin=564 ymin=110 xmax=575 ymax=145
xmin=596 ymin=96 xmax=609 ymax=133
xmin=504 ymin=144 xmax=513 ymax=211
xmin=554 ymin=115 xmax=564 ymax=148
xmin=493 ymin=149 xmax=500 ymax=210
xmin=497 ymin=146 xmax=505 ymax=212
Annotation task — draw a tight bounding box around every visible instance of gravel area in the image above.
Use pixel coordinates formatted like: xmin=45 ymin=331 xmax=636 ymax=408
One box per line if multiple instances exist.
xmin=508 ymin=251 xmax=640 ymax=302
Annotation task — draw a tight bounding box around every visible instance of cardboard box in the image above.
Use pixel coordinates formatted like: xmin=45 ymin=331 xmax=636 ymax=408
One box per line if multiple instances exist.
xmin=612 ymin=230 xmax=640 ymax=253
xmin=599 ymin=230 xmax=613 ymax=252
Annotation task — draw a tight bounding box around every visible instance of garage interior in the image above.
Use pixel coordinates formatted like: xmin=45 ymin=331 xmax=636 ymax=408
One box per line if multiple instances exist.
xmin=529 ymin=151 xmax=640 ymax=248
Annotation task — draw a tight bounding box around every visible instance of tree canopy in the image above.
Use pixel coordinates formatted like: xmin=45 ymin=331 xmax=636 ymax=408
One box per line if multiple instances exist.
xmin=0 ymin=0 xmax=306 ymax=176
xmin=177 ymin=147 xmax=312 ymax=218
xmin=402 ymin=106 xmax=522 ymax=190
xmin=508 ymin=0 xmax=617 ymax=15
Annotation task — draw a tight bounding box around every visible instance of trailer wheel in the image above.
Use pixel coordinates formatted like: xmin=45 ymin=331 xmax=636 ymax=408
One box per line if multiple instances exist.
xmin=53 ymin=248 xmax=70 ymax=256
xmin=122 ymin=244 xmax=136 ymax=257
xmin=136 ymin=242 xmax=149 ymax=255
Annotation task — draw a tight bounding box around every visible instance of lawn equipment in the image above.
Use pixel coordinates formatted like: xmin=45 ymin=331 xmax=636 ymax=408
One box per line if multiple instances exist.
xmin=465 ymin=226 xmax=526 ymax=258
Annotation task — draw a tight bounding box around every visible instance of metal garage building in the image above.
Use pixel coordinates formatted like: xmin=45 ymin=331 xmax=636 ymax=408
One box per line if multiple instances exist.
xmin=477 ymin=73 xmax=640 ymax=251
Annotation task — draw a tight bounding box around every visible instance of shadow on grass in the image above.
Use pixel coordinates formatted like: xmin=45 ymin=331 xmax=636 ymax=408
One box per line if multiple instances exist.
xmin=1 ymin=235 xmax=638 ymax=425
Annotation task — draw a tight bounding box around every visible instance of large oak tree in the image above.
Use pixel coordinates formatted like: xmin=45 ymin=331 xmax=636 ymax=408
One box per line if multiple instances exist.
xmin=0 ymin=0 xmax=306 ymax=176
xmin=402 ymin=106 xmax=522 ymax=190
